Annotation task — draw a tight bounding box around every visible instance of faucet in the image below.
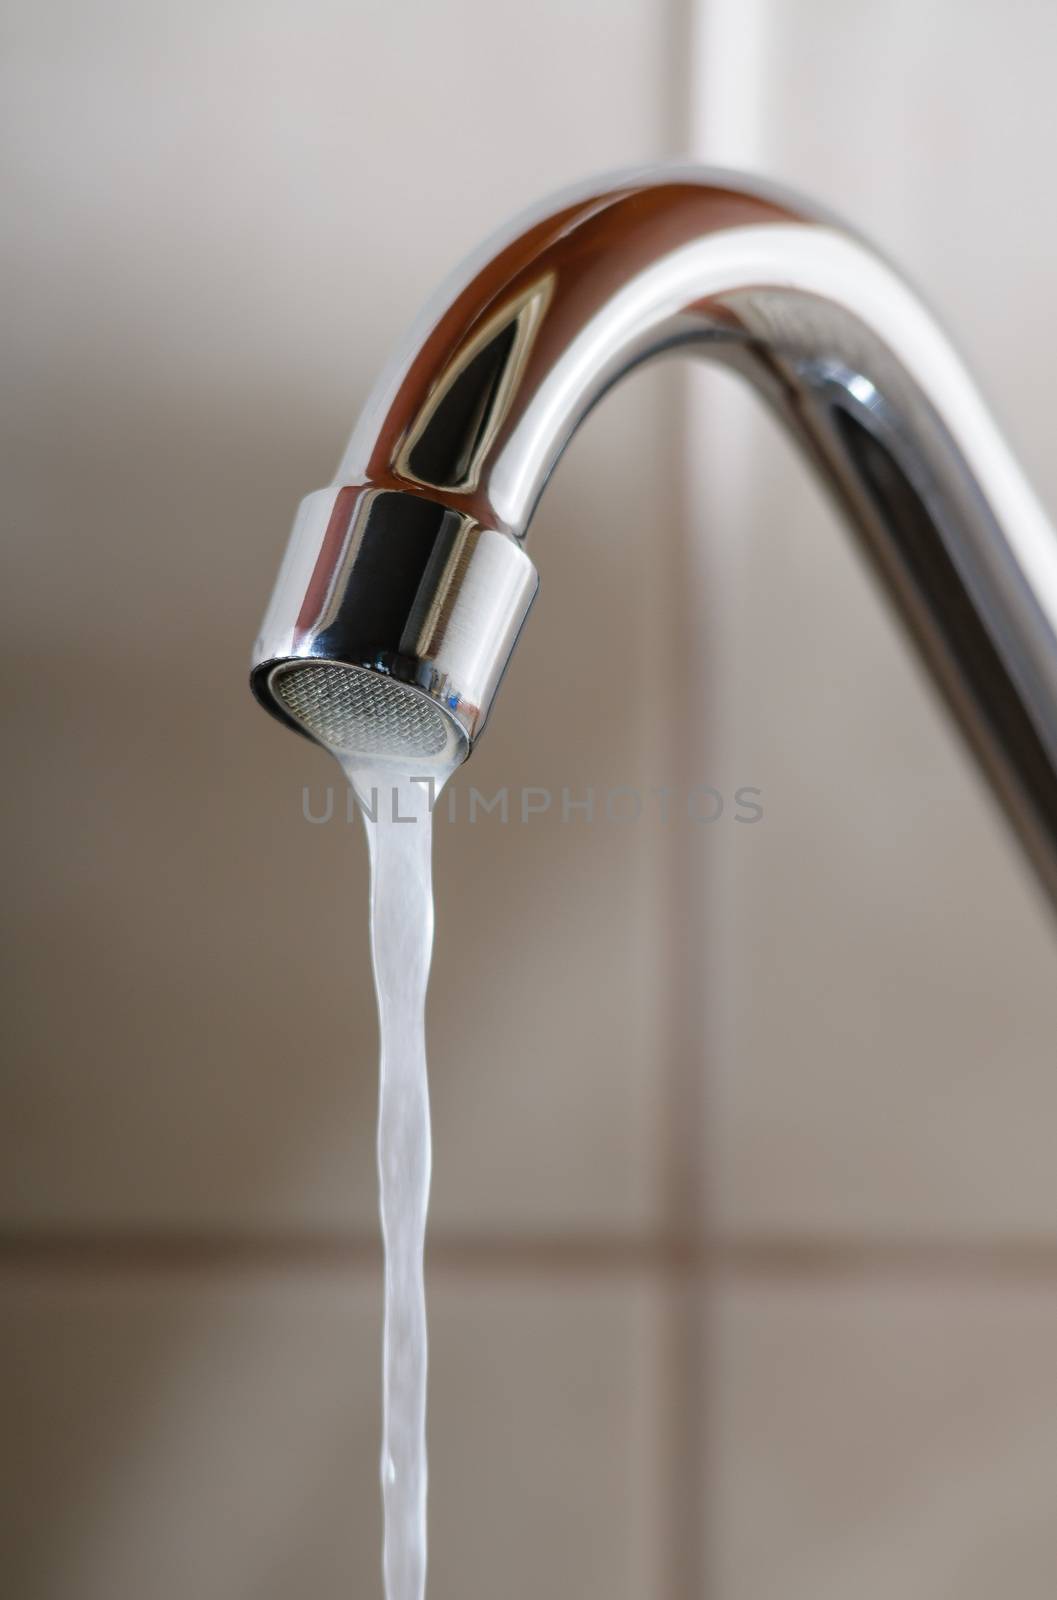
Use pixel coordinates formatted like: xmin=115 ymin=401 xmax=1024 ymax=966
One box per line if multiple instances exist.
xmin=251 ymin=166 xmax=1057 ymax=904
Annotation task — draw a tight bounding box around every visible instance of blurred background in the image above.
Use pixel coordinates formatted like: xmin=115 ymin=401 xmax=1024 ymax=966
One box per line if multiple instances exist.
xmin=5 ymin=0 xmax=1057 ymax=1595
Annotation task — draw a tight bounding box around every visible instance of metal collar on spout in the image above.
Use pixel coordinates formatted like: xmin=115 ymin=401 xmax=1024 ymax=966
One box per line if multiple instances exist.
xmin=253 ymin=165 xmax=1057 ymax=906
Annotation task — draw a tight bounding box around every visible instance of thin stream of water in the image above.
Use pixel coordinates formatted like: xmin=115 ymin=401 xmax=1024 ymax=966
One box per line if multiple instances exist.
xmin=342 ymin=759 xmax=456 ymax=1600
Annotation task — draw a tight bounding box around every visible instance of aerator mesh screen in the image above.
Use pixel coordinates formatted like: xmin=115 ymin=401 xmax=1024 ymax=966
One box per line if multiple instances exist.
xmin=271 ymin=661 xmax=451 ymax=759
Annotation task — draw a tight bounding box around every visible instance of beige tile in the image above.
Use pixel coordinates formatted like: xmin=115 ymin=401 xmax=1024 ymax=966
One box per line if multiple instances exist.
xmin=1 ymin=386 xmax=674 ymax=1238
xmin=430 ymin=1274 xmax=665 ymax=1600
xmin=713 ymin=1280 xmax=1057 ymax=1600
xmin=692 ymin=0 xmax=1057 ymax=1239
xmin=706 ymin=434 xmax=1057 ymax=1239
xmin=0 ymin=0 xmax=680 ymax=1234
xmin=428 ymin=379 xmax=676 ymax=1236
xmin=1 ymin=1272 xmax=664 ymax=1600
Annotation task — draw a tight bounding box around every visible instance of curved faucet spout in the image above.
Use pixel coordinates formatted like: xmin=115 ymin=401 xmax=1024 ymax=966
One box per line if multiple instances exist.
xmin=252 ymin=167 xmax=1057 ymax=906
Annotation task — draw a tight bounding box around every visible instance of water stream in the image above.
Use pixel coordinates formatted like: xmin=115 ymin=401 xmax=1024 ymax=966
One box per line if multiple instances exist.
xmin=341 ymin=759 xmax=456 ymax=1600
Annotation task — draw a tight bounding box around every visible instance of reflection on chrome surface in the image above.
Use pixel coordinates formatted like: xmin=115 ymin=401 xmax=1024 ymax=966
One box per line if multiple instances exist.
xmin=253 ymin=166 xmax=1057 ymax=905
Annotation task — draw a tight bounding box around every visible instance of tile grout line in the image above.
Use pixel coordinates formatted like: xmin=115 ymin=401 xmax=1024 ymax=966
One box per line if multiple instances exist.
xmin=658 ymin=0 xmax=731 ymax=1574
xmin=9 ymin=1231 xmax=1057 ymax=1281
xmin=658 ymin=368 xmax=710 ymax=1600
xmin=10 ymin=1228 xmax=1057 ymax=1280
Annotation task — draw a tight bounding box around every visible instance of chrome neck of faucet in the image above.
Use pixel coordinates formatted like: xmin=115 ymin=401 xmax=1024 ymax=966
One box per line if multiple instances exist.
xmin=253 ymin=166 xmax=1057 ymax=905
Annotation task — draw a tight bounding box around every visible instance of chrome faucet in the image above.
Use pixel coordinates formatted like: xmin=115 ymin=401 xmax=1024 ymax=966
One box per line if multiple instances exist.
xmin=251 ymin=166 xmax=1057 ymax=903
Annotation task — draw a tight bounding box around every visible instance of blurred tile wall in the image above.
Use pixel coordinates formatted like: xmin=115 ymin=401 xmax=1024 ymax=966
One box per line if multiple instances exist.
xmin=4 ymin=0 xmax=1057 ymax=1595
xmin=2 ymin=1 xmax=685 ymax=1595
xmin=692 ymin=1 xmax=1057 ymax=1594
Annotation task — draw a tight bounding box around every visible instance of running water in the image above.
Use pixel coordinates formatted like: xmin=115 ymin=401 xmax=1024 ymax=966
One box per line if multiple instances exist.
xmin=341 ymin=758 xmax=457 ymax=1600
